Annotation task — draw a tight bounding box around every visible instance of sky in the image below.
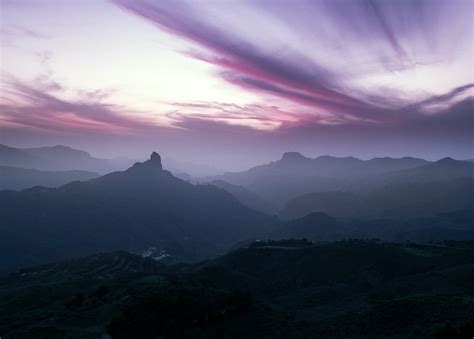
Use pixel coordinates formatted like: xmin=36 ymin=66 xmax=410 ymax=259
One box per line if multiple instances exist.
xmin=0 ymin=0 xmax=472 ymax=170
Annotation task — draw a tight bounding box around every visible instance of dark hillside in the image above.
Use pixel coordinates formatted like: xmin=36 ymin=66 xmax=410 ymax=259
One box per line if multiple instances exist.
xmin=0 ymin=152 xmax=271 ymax=272
xmin=1 ymin=241 xmax=473 ymax=338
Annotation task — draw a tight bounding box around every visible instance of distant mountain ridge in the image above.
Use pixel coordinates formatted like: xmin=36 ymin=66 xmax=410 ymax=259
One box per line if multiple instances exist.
xmin=282 ymin=176 xmax=473 ymax=219
xmin=281 ymin=191 xmax=361 ymax=219
xmin=0 ymin=166 xmax=99 ymax=190
xmin=387 ymin=157 xmax=473 ymax=182
xmin=209 ymin=152 xmax=430 ymax=185
xmin=273 ymin=209 xmax=474 ymax=243
xmin=0 ymin=152 xmax=271 ymax=272
xmin=207 ymin=179 xmax=277 ymax=214
xmin=205 ymin=153 xmax=472 ymax=211
xmin=0 ymin=144 xmax=133 ymax=173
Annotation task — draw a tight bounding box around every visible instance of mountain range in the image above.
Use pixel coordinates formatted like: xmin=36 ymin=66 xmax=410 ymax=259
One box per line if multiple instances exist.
xmin=0 ymin=144 xmax=133 ymax=173
xmin=0 ymin=166 xmax=99 ymax=190
xmin=272 ymin=209 xmax=474 ymax=243
xmin=208 ymin=151 xmax=430 ymax=186
xmin=205 ymin=152 xmax=473 ymax=216
xmin=1 ymin=146 xmax=472 ymax=272
xmin=0 ymin=152 xmax=271 ymax=272
xmin=206 ymin=179 xmax=276 ymax=215
xmin=1 ymin=145 xmax=473 ymax=338
xmin=281 ymin=176 xmax=473 ymax=219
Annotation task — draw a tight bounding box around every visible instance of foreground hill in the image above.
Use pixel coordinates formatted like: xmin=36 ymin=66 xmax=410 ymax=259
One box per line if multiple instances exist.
xmin=0 ymin=166 xmax=99 ymax=190
xmin=1 ymin=240 xmax=473 ymax=338
xmin=0 ymin=152 xmax=271 ymax=272
xmin=0 ymin=144 xmax=132 ymax=173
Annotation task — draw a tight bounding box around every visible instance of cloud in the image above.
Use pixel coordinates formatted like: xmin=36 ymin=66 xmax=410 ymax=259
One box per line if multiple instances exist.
xmin=1 ymin=75 xmax=471 ymax=165
xmin=409 ymin=84 xmax=474 ymax=114
xmin=3 ymin=73 xmax=470 ymax=147
xmin=114 ymin=0 xmax=472 ymax=126
xmin=220 ymin=73 xmax=380 ymax=122
xmin=0 ymin=24 xmax=50 ymax=48
xmin=0 ymin=77 xmax=159 ymax=134
xmin=0 ymin=25 xmax=50 ymax=40
xmin=167 ymin=101 xmax=314 ymax=130
xmin=113 ymin=0 xmax=368 ymax=118
xmin=1 ymin=0 xmax=472 ymax=162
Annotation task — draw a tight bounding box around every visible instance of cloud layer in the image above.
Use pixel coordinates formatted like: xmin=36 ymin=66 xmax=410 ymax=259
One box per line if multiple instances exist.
xmin=115 ymin=0 xmax=473 ymax=127
xmin=0 ymin=0 xmax=472 ymax=164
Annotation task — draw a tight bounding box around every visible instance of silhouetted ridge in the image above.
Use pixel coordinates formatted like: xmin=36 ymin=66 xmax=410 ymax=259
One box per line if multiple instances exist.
xmin=435 ymin=157 xmax=457 ymax=164
xmin=150 ymin=151 xmax=162 ymax=165
xmin=0 ymin=150 xmax=271 ymax=271
xmin=0 ymin=143 xmax=134 ymax=173
xmin=0 ymin=166 xmax=99 ymax=190
xmin=129 ymin=151 xmax=163 ymax=172
xmin=271 ymin=211 xmax=340 ymax=240
xmin=280 ymin=152 xmax=307 ymax=162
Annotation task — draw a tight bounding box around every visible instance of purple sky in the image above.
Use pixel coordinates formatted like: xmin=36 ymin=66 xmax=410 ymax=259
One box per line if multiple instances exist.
xmin=1 ymin=0 xmax=472 ymax=169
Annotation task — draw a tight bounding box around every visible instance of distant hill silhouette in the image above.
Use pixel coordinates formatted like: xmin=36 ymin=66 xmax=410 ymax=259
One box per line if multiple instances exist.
xmin=281 ymin=191 xmax=361 ymax=219
xmin=272 ymin=212 xmax=342 ymax=240
xmin=204 ymin=152 xmax=472 ymax=215
xmin=207 ymin=179 xmax=276 ymax=214
xmin=205 ymin=152 xmax=431 ymax=206
xmin=365 ymin=177 xmax=474 ymax=218
xmin=351 ymin=157 xmax=474 ymax=192
xmin=0 ymin=166 xmax=99 ymax=190
xmin=282 ymin=177 xmax=473 ymax=219
xmin=0 ymin=144 xmax=133 ymax=173
xmin=394 ymin=157 xmax=473 ymax=182
xmin=272 ymin=209 xmax=474 ymax=243
xmin=0 ymin=152 xmax=271 ymax=272
xmin=209 ymin=152 xmax=429 ymax=183
xmin=164 ymin=156 xmax=224 ymax=177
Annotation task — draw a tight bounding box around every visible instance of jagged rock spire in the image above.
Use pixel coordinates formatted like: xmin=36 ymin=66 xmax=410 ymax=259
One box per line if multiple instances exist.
xmin=280 ymin=152 xmax=306 ymax=161
xmin=129 ymin=152 xmax=163 ymax=172
xmin=149 ymin=152 xmax=162 ymax=169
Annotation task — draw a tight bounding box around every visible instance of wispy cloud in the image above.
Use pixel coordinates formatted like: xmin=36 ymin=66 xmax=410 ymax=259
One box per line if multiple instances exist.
xmin=114 ymin=0 xmax=473 ymax=128
xmin=0 ymin=24 xmax=50 ymax=48
xmin=0 ymin=77 xmax=158 ymax=134
xmin=1 ymin=0 xmax=472 ymax=161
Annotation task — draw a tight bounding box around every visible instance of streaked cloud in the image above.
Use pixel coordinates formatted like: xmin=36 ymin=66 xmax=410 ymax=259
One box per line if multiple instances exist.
xmin=0 ymin=77 xmax=158 ymax=134
xmin=0 ymin=0 xmax=472 ymax=163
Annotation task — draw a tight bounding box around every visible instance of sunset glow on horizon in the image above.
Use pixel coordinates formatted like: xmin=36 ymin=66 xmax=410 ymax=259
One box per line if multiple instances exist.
xmin=1 ymin=0 xmax=472 ymax=167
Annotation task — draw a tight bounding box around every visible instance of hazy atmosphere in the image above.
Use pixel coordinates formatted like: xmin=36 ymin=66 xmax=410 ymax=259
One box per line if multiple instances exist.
xmin=0 ymin=1 xmax=473 ymax=338
xmin=1 ymin=0 xmax=472 ymax=169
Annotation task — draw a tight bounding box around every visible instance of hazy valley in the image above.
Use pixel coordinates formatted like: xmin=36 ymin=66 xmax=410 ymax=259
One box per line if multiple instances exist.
xmin=0 ymin=142 xmax=473 ymax=337
xmin=1 ymin=1 xmax=473 ymax=336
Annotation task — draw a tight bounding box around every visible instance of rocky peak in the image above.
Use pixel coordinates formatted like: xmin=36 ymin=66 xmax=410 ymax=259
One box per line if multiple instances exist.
xmin=280 ymin=152 xmax=307 ymax=162
xmin=149 ymin=152 xmax=162 ymax=169
xmin=129 ymin=152 xmax=163 ymax=172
